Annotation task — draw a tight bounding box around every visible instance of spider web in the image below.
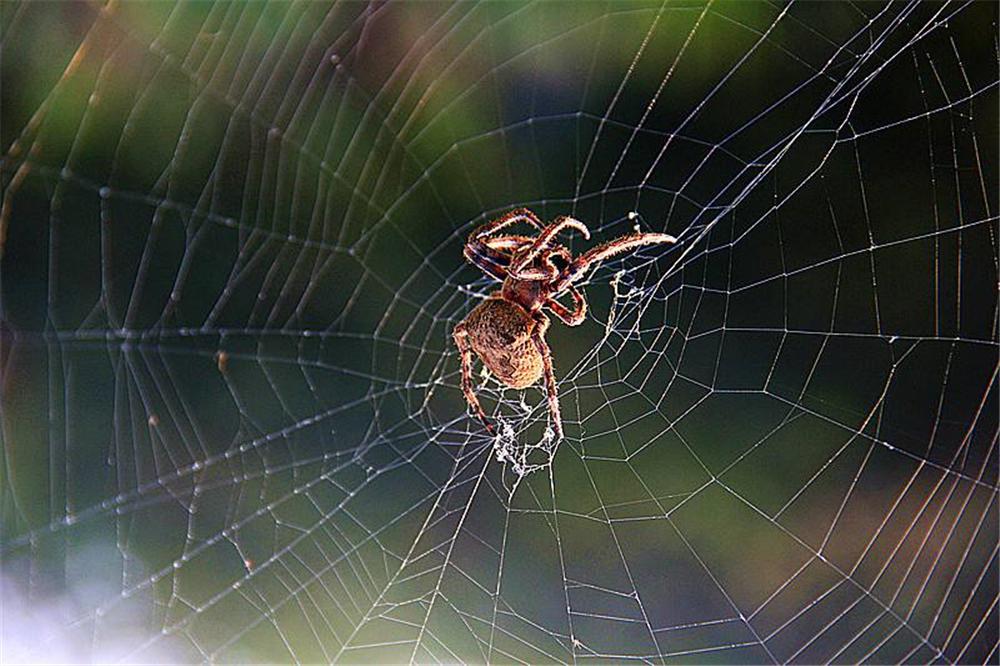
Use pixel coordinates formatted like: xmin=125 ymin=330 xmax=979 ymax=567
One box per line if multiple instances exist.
xmin=1 ymin=1 xmax=997 ymax=663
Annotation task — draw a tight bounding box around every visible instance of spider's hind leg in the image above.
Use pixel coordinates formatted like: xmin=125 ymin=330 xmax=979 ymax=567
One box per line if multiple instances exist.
xmin=453 ymin=323 xmax=494 ymax=434
xmin=530 ymin=313 xmax=564 ymax=441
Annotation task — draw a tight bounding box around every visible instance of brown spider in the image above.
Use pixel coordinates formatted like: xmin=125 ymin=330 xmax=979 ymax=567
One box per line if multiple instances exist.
xmin=453 ymin=208 xmax=676 ymax=440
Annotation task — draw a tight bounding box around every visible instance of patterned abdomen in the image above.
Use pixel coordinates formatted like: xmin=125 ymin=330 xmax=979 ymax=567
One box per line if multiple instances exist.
xmin=464 ymin=298 xmax=543 ymax=389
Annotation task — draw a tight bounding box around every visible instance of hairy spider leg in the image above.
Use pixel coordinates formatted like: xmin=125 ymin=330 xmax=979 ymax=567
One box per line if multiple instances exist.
xmin=530 ymin=312 xmax=564 ymax=440
xmin=504 ymin=245 xmax=574 ymax=281
xmin=452 ymin=322 xmax=494 ymax=434
xmin=463 ymin=235 xmax=537 ymax=279
xmin=464 ymin=235 xmax=557 ymax=282
xmin=553 ymin=232 xmax=677 ymax=293
xmin=483 ymin=235 xmax=536 ymax=252
xmin=537 ymin=246 xmax=573 ymax=281
xmin=511 ymin=216 xmax=590 ymax=277
xmin=543 ymin=245 xmax=573 ymax=267
xmin=464 ymin=209 xmax=546 ymax=282
xmin=546 ymin=286 xmax=587 ymax=326
xmin=471 ymin=208 xmax=544 ymax=241
xmin=463 ymin=245 xmax=510 ymax=282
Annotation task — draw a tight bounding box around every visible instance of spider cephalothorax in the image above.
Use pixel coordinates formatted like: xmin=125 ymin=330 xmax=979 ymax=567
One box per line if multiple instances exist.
xmin=453 ymin=208 xmax=676 ymax=440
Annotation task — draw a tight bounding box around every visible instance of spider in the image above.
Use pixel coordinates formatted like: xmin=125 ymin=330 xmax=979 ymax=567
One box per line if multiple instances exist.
xmin=453 ymin=208 xmax=676 ymax=440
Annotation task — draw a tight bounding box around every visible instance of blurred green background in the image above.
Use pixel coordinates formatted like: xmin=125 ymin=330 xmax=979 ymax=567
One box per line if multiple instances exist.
xmin=2 ymin=1 xmax=997 ymax=663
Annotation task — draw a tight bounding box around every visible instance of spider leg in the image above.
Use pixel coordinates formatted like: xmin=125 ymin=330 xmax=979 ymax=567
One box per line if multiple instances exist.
xmin=483 ymin=235 xmax=535 ymax=253
xmin=464 ymin=209 xmax=544 ymax=282
xmin=545 ymin=286 xmax=587 ymax=326
xmin=470 ymin=208 xmax=544 ymax=241
xmin=464 ymin=236 xmax=545 ymax=281
xmin=453 ymin=322 xmax=494 ymax=434
xmin=511 ymin=216 xmax=591 ymax=277
xmin=553 ymin=232 xmax=676 ymax=293
xmin=530 ymin=313 xmax=564 ymax=441
xmin=541 ymin=246 xmax=572 ymax=275
xmin=463 ymin=244 xmax=510 ymax=281
xmin=505 ymin=245 xmax=574 ymax=281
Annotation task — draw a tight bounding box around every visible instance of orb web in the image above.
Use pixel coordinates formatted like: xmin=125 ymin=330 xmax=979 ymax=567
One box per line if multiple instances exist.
xmin=1 ymin=1 xmax=997 ymax=663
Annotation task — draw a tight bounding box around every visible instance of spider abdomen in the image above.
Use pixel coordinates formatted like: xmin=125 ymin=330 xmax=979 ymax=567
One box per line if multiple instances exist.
xmin=464 ymin=297 xmax=543 ymax=389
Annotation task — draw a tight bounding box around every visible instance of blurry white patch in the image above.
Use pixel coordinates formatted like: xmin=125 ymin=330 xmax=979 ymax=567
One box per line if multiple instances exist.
xmin=2 ymin=541 xmax=186 ymax=663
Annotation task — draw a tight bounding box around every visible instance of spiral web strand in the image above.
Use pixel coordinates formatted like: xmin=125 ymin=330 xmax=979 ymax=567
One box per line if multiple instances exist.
xmin=1 ymin=1 xmax=997 ymax=663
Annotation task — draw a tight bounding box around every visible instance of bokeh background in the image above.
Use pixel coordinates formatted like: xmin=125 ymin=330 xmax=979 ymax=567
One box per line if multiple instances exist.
xmin=2 ymin=1 xmax=997 ymax=663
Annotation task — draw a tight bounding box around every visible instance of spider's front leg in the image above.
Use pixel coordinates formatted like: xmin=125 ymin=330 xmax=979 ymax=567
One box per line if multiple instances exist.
xmin=471 ymin=208 xmax=544 ymax=239
xmin=553 ymin=231 xmax=677 ymax=292
xmin=545 ymin=286 xmax=587 ymax=327
xmin=464 ymin=209 xmax=545 ymax=282
xmin=453 ymin=322 xmax=494 ymax=434
xmin=530 ymin=313 xmax=564 ymax=441
xmin=462 ymin=245 xmax=510 ymax=282
xmin=511 ymin=216 xmax=590 ymax=278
